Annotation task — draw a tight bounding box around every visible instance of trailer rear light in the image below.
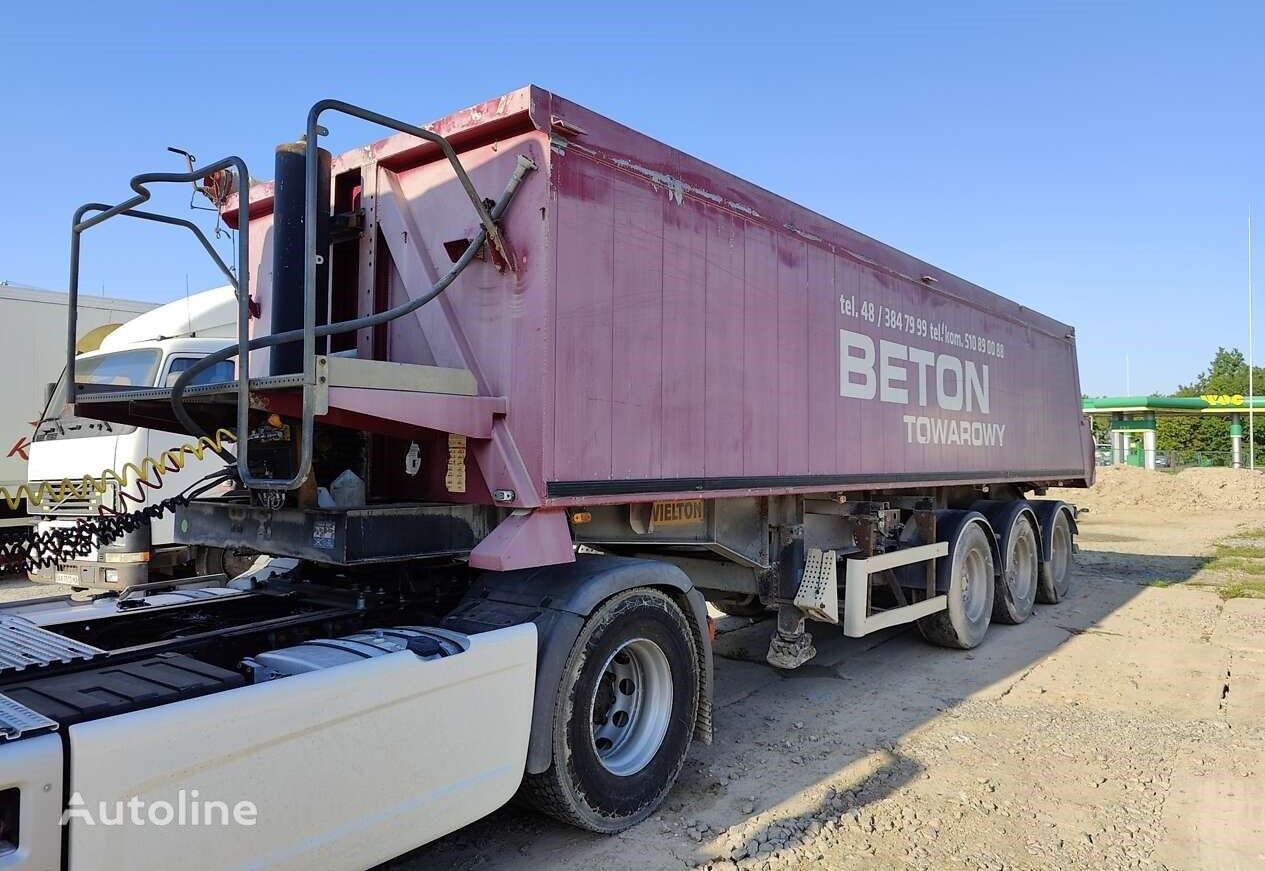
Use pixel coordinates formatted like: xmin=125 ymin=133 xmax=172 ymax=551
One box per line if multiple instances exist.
xmin=492 ymin=490 xmax=516 ymax=503
xmin=569 ymin=511 xmax=592 ymax=525
xmin=0 ymin=787 xmax=18 ymax=855
xmin=103 ymin=551 xmax=149 ymax=563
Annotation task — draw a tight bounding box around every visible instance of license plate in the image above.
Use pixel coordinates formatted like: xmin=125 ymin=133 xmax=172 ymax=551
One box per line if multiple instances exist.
xmin=55 ymin=572 xmax=79 ymax=585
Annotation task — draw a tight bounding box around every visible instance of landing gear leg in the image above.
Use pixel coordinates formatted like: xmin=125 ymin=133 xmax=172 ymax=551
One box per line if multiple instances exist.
xmin=766 ymin=604 xmax=816 ymax=669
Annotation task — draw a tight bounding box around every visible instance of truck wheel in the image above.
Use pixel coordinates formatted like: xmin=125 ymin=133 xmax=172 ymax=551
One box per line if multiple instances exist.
xmin=918 ymin=520 xmax=995 ymax=649
xmin=522 ymin=588 xmax=699 ymax=833
xmin=993 ymin=513 xmax=1039 ymax=624
xmin=1036 ymin=510 xmax=1073 ymax=604
xmin=709 ymin=593 xmax=767 ymax=618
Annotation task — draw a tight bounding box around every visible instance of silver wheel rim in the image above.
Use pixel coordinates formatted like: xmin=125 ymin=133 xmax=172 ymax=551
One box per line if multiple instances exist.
xmin=1052 ymin=519 xmax=1071 ymax=586
xmin=1007 ymin=522 xmax=1038 ymax=606
xmin=959 ymin=535 xmax=990 ymax=623
xmin=590 ymin=637 xmax=673 ymax=776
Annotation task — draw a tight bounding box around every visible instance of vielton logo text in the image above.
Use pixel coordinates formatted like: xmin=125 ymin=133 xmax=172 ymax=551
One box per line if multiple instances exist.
xmin=59 ymin=790 xmax=258 ymax=826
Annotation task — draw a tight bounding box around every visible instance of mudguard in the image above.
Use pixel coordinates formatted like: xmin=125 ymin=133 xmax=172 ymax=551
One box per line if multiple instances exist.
xmin=1028 ymin=499 xmax=1078 ymax=563
xmin=932 ymin=510 xmax=1000 ymax=594
xmin=970 ymin=499 xmax=1040 ymax=577
xmin=66 ymin=625 xmax=536 ymax=871
xmin=445 ymin=554 xmax=714 ymax=775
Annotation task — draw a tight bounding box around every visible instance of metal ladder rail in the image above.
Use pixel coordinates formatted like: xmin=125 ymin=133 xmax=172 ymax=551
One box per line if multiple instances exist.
xmin=169 ymin=151 xmax=537 ymax=493
xmin=65 ymin=157 xmax=253 ymax=461
xmin=72 ymin=204 xmax=249 ymax=463
xmin=215 ymin=99 xmax=525 ymax=494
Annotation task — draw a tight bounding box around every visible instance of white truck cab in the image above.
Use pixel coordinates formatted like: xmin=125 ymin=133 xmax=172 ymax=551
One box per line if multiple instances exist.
xmin=26 ymin=287 xmax=252 ymax=590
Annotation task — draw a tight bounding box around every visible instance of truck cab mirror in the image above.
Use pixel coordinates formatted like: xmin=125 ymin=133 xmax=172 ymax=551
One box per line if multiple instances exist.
xmin=45 ymin=381 xmax=58 ymax=405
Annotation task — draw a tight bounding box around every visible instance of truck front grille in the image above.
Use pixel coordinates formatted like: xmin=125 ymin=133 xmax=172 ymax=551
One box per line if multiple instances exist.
xmin=28 ymin=483 xmax=111 ymax=517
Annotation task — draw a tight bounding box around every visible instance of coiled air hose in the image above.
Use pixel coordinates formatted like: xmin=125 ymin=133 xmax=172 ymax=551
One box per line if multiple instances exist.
xmin=0 ymin=430 xmax=236 ymax=572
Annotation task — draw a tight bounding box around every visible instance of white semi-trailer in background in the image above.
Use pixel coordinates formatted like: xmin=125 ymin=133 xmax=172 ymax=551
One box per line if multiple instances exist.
xmin=26 ymin=285 xmax=254 ymax=590
xmin=0 ymin=283 xmax=155 ymax=519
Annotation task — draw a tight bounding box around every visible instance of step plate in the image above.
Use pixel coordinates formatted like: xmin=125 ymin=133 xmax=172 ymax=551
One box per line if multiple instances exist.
xmin=0 ymin=692 xmax=58 ymax=741
xmin=0 ymin=615 xmax=104 ymax=673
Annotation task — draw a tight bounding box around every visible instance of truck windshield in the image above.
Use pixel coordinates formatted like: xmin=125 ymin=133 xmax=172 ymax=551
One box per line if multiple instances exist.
xmin=75 ymin=349 xmax=162 ymax=388
xmin=163 ymin=357 xmax=236 ymax=387
xmin=34 ymin=349 xmax=161 ymax=442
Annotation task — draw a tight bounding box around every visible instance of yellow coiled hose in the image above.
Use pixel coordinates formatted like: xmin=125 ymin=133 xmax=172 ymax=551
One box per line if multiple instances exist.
xmin=0 ymin=428 xmax=237 ymax=512
xmin=0 ymin=429 xmax=238 ymax=571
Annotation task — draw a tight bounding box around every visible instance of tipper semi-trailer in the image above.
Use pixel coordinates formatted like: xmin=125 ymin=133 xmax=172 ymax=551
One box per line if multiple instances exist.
xmin=0 ymin=87 xmax=1091 ymax=870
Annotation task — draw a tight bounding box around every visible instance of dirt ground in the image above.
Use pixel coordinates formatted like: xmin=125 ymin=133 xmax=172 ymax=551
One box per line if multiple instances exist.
xmin=388 ymin=470 xmax=1265 ymax=871
xmin=2 ymin=469 xmax=1262 ymax=870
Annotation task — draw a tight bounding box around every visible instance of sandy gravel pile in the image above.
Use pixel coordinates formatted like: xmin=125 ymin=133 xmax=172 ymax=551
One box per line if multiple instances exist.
xmin=1054 ymin=464 xmax=1265 ymax=513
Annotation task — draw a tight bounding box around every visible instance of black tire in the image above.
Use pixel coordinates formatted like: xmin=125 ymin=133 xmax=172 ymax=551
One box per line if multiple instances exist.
xmin=521 ymin=588 xmax=699 ymax=833
xmin=709 ymin=593 xmax=768 ymax=618
xmin=1036 ymin=510 xmax=1073 ymax=604
xmin=918 ymin=520 xmax=995 ymax=649
xmin=195 ymin=546 xmax=257 ymax=580
xmin=993 ymin=512 xmax=1039 ymax=624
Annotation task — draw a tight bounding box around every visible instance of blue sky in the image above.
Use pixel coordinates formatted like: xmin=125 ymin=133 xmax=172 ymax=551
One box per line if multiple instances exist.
xmin=2 ymin=1 xmax=1260 ymax=396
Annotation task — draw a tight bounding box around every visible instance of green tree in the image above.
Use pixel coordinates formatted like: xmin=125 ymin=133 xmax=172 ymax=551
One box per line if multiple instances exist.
xmin=1174 ymin=348 xmax=1263 ymax=397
